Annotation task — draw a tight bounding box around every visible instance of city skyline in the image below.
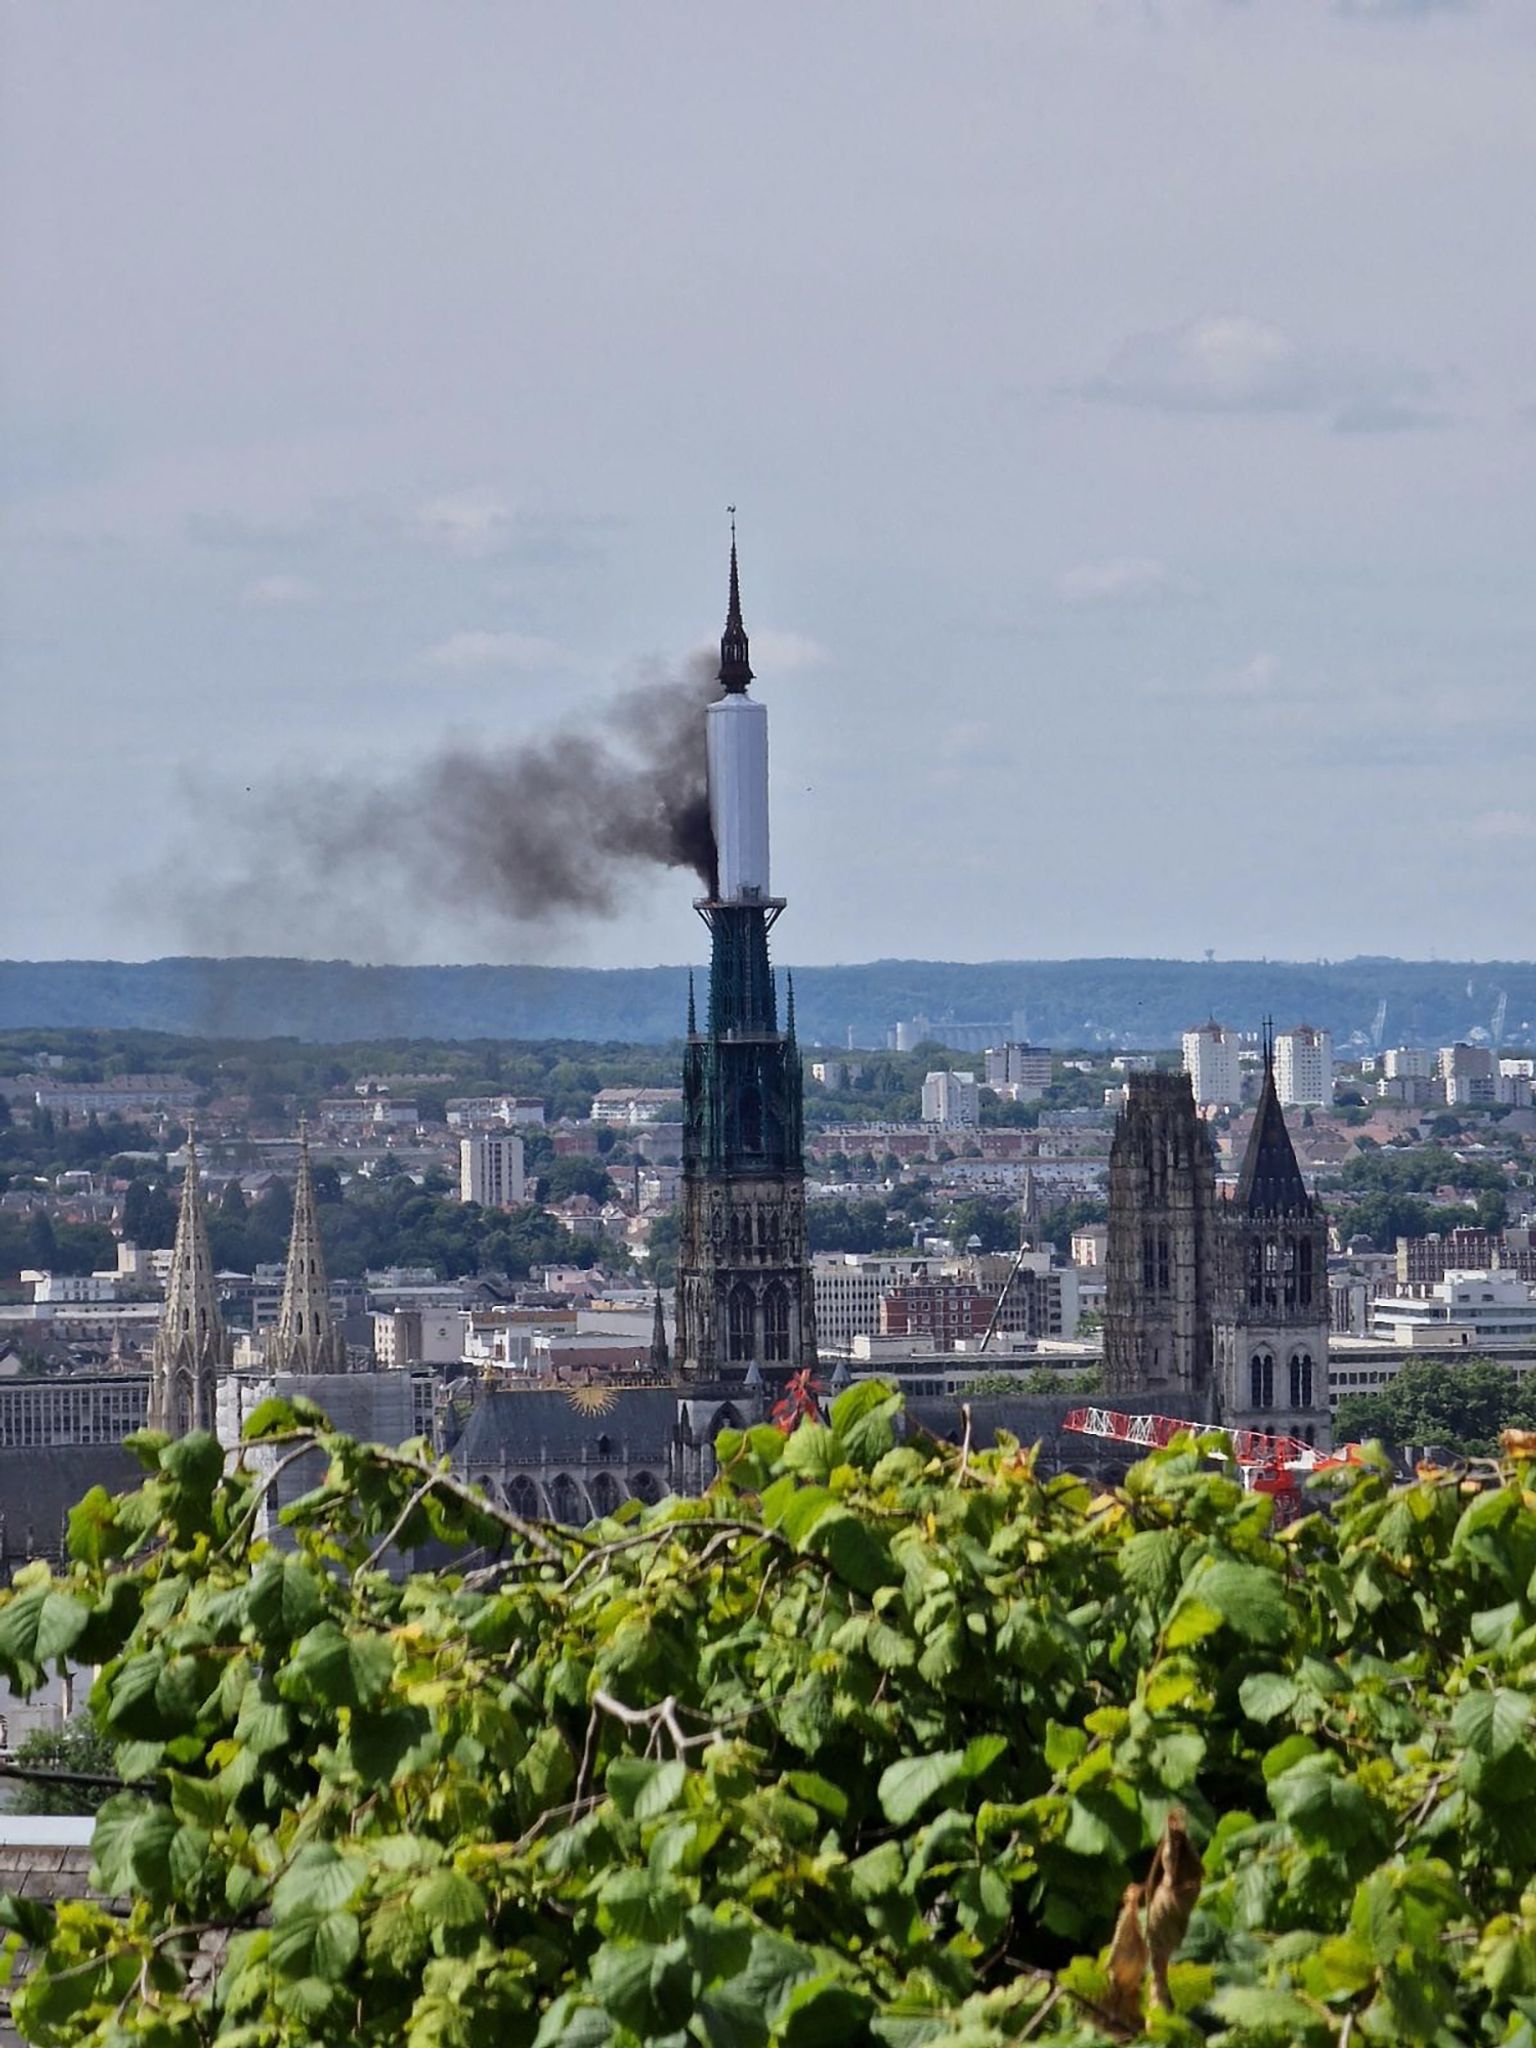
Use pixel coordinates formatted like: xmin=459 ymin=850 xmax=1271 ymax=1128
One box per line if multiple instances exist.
xmin=5 ymin=2 xmax=1535 ymax=969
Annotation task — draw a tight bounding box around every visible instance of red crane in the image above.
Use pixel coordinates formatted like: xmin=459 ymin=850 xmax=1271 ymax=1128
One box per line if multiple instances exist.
xmin=1063 ymin=1405 xmax=1368 ymax=1523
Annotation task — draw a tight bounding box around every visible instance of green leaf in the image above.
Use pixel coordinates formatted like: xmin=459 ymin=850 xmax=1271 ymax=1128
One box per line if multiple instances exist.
xmin=829 ymin=1379 xmax=902 ymax=1467
xmin=1192 ymin=1559 xmax=1291 ymax=1646
xmin=783 ymin=1771 xmax=848 ymax=1820
xmin=90 ymin=1794 xmax=178 ymax=1898
xmin=248 ymin=1556 xmax=326 ymax=1643
xmin=32 ymin=1591 xmax=90 ymax=1664
xmin=273 ymin=1843 xmax=363 ymax=1919
xmin=607 ymin=1755 xmax=686 ymax=1819
xmin=802 ymin=1509 xmax=897 ymax=1594
xmin=161 ymin=1429 xmax=224 ymax=1495
xmin=409 ymin=1866 xmax=486 ymax=1933
xmin=1119 ymin=1526 xmax=1186 ymax=1604
xmin=1207 ymin=1983 xmax=1329 ymax=2043
xmin=878 ymin=1749 xmax=967 ymax=1826
xmin=66 ymin=1486 xmax=129 ymax=1567
xmin=1453 ymin=1687 xmax=1531 ymax=1760
xmin=282 ymin=1621 xmax=394 ymax=1710
xmin=847 ymin=1841 xmax=905 ymax=1900
xmin=1165 ymin=1596 xmax=1222 ymax=1648
xmin=269 ymin=1908 xmax=359 ymax=1982
xmin=1240 ymin=1671 xmax=1300 ymax=1723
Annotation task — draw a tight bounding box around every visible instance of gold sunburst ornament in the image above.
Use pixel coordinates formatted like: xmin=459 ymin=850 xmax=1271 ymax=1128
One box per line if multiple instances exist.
xmin=568 ymin=1384 xmax=620 ymax=1416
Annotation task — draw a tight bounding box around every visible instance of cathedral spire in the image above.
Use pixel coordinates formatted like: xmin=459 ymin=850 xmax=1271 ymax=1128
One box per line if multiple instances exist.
xmin=148 ymin=1130 xmax=227 ymax=1437
xmin=269 ymin=1124 xmax=346 ymax=1372
xmin=1236 ymin=1035 xmax=1311 ymax=1217
xmin=717 ymin=510 xmax=754 ymax=695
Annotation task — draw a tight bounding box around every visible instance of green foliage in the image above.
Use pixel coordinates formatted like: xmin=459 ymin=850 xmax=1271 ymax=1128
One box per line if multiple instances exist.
xmin=534 ymin=1158 xmax=618 ymax=1206
xmin=14 ymin=1398 xmax=1536 ymax=2041
xmin=6 ymin=1718 xmax=116 ymax=1816
xmin=807 ymin=1200 xmax=912 ymax=1254
xmin=1334 ymin=1357 xmax=1536 ymax=1455
xmin=946 ymin=1197 xmax=1018 ymax=1254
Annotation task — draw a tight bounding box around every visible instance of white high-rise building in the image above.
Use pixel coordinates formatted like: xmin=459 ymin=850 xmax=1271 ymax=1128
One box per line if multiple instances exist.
xmin=1275 ymin=1026 xmax=1333 ymax=1108
xmin=1182 ymin=1022 xmax=1242 ymax=1107
xmin=1382 ymin=1047 xmax=1431 ymax=1081
xmin=459 ymin=1133 xmax=526 ymax=1210
xmin=921 ymin=1070 xmax=980 ymax=1128
xmin=983 ymin=1043 xmax=1052 ymax=1100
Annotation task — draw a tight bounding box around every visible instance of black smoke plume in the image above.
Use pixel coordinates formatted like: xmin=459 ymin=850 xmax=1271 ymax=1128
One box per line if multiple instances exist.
xmin=163 ymin=657 xmax=719 ymax=958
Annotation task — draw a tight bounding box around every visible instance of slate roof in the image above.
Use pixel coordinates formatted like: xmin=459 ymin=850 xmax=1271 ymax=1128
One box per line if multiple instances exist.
xmin=1234 ymin=1062 xmax=1312 ymax=1217
xmin=452 ymin=1387 xmax=675 ymax=1467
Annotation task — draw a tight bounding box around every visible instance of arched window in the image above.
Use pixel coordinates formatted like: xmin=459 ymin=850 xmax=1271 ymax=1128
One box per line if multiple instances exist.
xmin=1156 ymin=1232 xmax=1170 ymax=1295
xmin=507 ymin=1475 xmax=540 ymax=1519
xmin=763 ymin=1283 xmax=791 ymax=1363
xmin=1297 ymin=1236 xmax=1314 ymax=1307
xmin=1250 ymin=1352 xmax=1274 ymax=1410
xmin=1289 ymin=1352 xmax=1313 ymax=1408
xmin=549 ymin=1473 xmax=584 ymax=1525
xmin=589 ymin=1471 xmax=622 ymax=1517
xmin=1262 ymin=1239 xmax=1280 ymax=1311
xmin=631 ymin=1470 xmax=663 ymax=1505
xmin=727 ymin=1283 xmax=754 ymax=1362
xmin=1142 ymin=1231 xmax=1157 ymax=1294
xmin=1248 ymin=1239 xmax=1264 ymax=1309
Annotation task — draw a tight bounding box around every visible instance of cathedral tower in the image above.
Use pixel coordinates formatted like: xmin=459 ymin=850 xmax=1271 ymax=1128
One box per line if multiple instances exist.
xmin=148 ymin=1135 xmax=228 ymax=1436
xmin=1104 ymin=1072 xmax=1217 ymax=1403
xmin=675 ymin=533 xmax=816 ymax=1383
xmin=268 ymin=1128 xmax=347 ymax=1372
xmin=1213 ymin=1032 xmax=1331 ymax=1445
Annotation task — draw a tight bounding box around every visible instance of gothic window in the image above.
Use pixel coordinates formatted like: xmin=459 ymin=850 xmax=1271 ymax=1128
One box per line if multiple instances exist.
xmin=728 ymin=1283 xmax=754 ymax=1362
xmin=1263 ymin=1238 xmax=1280 ymax=1312
xmin=595 ymin=1433 xmax=612 ymax=1459
xmin=739 ymin=1084 xmax=763 ymax=1154
xmin=589 ymin=1471 xmax=622 ymax=1517
xmin=1248 ymin=1239 xmax=1264 ymax=1309
xmin=631 ymin=1469 xmax=663 ymax=1505
xmin=1283 ymin=1239 xmax=1298 ymax=1310
xmin=1142 ymin=1231 xmax=1157 ymax=1294
xmin=507 ymin=1475 xmax=539 ymax=1518
xmin=1289 ymin=1352 xmax=1313 ymax=1408
xmin=1156 ymin=1232 xmax=1170 ymax=1295
xmin=763 ymin=1283 xmax=791 ymax=1363
xmin=1297 ymin=1236 xmax=1314 ymax=1307
xmin=1250 ymin=1352 xmax=1274 ymax=1410
xmin=550 ymin=1473 xmax=584 ymax=1525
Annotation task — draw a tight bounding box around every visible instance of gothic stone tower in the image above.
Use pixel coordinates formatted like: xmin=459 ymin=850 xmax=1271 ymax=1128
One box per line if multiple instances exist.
xmin=149 ymin=1135 xmax=228 ymax=1436
xmin=1214 ymin=1038 xmax=1331 ymax=1446
xmin=1104 ymin=1071 xmax=1217 ymax=1404
xmin=676 ymin=535 xmax=816 ymax=1385
xmin=268 ymin=1128 xmax=347 ymax=1372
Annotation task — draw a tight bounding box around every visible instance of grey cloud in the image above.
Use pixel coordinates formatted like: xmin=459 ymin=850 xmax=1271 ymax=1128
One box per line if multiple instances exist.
xmin=1334 ymin=0 xmax=1475 ymax=18
xmin=1078 ymin=315 xmax=1443 ymax=430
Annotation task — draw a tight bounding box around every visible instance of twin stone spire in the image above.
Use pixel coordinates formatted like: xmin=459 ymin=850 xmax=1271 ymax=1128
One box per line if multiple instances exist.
xmin=148 ymin=1127 xmax=346 ymax=1438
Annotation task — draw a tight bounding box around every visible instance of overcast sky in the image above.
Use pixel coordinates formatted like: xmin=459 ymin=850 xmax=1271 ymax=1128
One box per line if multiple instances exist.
xmin=4 ymin=0 xmax=1534 ymax=971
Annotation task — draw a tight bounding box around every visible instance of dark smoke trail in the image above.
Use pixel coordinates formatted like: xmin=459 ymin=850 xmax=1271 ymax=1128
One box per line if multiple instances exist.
xmin=159 ymin=656 xmax=719 ymax=958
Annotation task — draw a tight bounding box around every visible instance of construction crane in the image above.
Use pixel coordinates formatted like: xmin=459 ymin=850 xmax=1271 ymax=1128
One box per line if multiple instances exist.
xmin=1063 ymin=1405 xmax=1368 ymax=1523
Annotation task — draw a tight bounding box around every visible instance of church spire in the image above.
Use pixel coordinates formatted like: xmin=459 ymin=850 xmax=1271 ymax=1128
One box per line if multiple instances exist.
xmin=148 ymin=1131 xmax=227 ymax=1437
xmin=717 ymin=510 xmax=754 ymax=695
xmin=269 ymin=1125 xmax=346 ymax=1372
xmin=1235 ymin=1025 xmax=1311 ymax=1216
